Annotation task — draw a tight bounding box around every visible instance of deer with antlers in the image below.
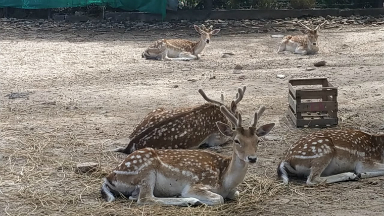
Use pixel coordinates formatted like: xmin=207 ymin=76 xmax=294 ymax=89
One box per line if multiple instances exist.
xmin=101 ymin=105 xmax=275 ymax=205
xmin=112 ymin=86 xmax=247 ymax=154
xmin=277 ymin=129 xmax=384 ymax=185
xmin=142 ymin=24 xmax=220 ymax=61
xmin=277 ymin=21 xmax=327 ymax=55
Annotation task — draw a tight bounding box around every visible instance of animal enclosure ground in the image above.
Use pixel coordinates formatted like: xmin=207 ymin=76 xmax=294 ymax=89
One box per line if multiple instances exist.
xmin=1 ymin=21 xmax=384 ymax=216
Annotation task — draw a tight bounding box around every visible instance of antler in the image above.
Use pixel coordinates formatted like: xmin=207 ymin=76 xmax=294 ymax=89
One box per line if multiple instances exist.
xmin=200 ymin=24 xmax=213 ymax=32
xmin=297 ymin=21 xmax=312 ymax=31
xmin=198 ymin=89 xmax=224 ymax=106
xmin=233 ymin=86 xmax=247 ymax=105
xmin=315 ymin=20 xmax=327 ymax=30
xmin=220 ymin=105 xmax=242 ymax=128
xmin=250 ymin=106 xmax=266 ymax=128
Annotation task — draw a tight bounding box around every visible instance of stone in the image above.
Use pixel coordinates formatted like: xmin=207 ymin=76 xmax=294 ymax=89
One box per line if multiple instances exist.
xmin=234 ymin=64 xmax=243 ymax=70
xmin=314 ymin=61 xmax=326 ymax=67
xmin=306 ymin=67 xmax=315 ymax=71
xmin=76 ymin=162 xmax=99 ymax=173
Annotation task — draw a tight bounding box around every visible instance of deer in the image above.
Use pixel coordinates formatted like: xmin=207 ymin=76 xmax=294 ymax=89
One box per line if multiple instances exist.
xmin=111 ymin=86 xmax=247 ymax=155
xmin=101 ymin=105 xmax=275 ymax=206
xmin=142 ymin=24 xmax=220 ymax=61
xmin=277 ymin=129 xmax=384 ymax=185
xmin=277 ymin=21 xmax=327 ymax=55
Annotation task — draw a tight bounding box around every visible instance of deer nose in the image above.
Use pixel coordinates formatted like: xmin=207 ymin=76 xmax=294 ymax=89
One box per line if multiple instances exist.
xmin=313 ymin=42 xmax=317 ymax=46
xmin=206 ymin=39 xmax=210 ymax=44
xmin=248 ymin=156 xmax=257 ymax=163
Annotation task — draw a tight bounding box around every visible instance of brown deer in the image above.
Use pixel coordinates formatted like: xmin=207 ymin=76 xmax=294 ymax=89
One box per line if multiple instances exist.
xmin=142 ymin=24 xmax=220 ymax=61
xmin=277 ymin=21 xmax=327 ymax=55
xmin=112 ymin=86 xmax=247 ymax=154
xmin=101 ymin=105 xmax=275 ymax=205
xmin=277 ymin=129 xmax=384 ymax=185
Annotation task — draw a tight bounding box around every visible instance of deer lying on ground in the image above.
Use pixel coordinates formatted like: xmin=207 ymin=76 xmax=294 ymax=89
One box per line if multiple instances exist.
xmin=101 ymin=105 xmax=275 ymax=206
xmin=278 ymin=129 xmax=384 ymax=185
xmin=277 ymin=21 xmax=326 ymax=55
xmin=112 ymin=86 xmax=246 ymax=154
xmin=142 ymin=24 xmax=220 ymax=61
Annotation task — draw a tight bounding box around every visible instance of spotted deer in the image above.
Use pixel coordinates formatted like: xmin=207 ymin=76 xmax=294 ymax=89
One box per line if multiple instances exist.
xmin=112 ymin=86 xmax=246 ymax=154
xmin=101 ymin=105 xmax=275 ymax=206
xmin=277 ymin=129 xmax=384 ymax=185
xmin=142 ymin=24 xmax=220 ymax=61
xmin=277 ymin=21 xmax=327 ymax=55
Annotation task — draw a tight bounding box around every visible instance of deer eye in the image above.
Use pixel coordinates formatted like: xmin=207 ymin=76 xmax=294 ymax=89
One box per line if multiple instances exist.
xmin=234 ymin=139 xmax=241 ymax=145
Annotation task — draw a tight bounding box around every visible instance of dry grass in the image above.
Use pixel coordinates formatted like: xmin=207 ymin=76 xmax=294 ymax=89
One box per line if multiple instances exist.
xmin=0 ymin=135 xmax=284 ymax=215
xmin=0 ymin=128 xmax=289 ymax=216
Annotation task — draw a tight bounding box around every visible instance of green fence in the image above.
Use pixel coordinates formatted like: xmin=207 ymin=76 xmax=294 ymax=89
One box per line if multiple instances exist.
xmin=0 ymin=0 xmax=167 ymax=17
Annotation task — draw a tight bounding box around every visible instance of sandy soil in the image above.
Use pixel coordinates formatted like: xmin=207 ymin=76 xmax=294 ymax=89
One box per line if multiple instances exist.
xmin=1 ymin=22 xmax=384 ymax=216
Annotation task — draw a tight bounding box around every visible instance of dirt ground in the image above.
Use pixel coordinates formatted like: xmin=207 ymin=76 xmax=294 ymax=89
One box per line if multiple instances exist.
xmin=1 ymin=21 xmax=384 ymax=216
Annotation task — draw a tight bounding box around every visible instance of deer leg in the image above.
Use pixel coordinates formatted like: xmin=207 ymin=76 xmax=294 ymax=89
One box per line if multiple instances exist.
xmin=277 ymin=43 xmax=285 ymax=53
xmin=181 ymin=184 xmax=224 ymax=206
xmin=307 ymin=157 xmax=359 ymax=185
xmin=226 ymin=189 xmax=240 ymax=200
xmin=137 ymin=172 xmax=202 ymax=206
xmin=295 ymin=46 xmax=307 ymax=55
xmin=170 ymin=52 xmax=197 ymax=61
xmin=357 ymin=162 xmax=384 ymax=179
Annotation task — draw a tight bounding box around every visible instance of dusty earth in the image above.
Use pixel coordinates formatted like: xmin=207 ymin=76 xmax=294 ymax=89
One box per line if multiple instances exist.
xmin=1 ymin=19 xmax=384 ymax=216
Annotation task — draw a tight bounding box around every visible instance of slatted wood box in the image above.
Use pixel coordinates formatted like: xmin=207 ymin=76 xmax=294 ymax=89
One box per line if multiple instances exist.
xmin=287 ymin=77 xmax=338 ymax=128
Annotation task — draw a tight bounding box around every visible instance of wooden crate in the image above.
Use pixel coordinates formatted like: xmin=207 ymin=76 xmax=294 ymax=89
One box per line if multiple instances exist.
xmin=287 ymin=77 xmax=338 ymax=128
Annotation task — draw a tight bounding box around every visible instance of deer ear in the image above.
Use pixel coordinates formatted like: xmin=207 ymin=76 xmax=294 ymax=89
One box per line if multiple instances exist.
xmin=194 ymin=25 xmax=202 ymax=34
xmin=216 ymin=122 xmax=233 ymax=137
xmin=210 ymin=29 xmax=220 ymax=35
xmin=256 ymin=123 xmax=275 ymax=137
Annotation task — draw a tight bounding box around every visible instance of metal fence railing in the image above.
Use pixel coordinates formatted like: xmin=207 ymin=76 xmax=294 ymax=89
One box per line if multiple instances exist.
xmin=178 ymin=0 xmax=384 ymax=10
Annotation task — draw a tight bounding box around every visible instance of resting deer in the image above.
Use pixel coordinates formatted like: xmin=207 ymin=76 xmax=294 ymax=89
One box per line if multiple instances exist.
xmin=277 ymin=129 xmax=384 ymax=185
xmin=101 ymin=105 xmax=275 ymax=206
xmin=112 ymin=86 xmax=246 ymax=154
xmin=142 ymin=24 xmax=220 ymax=61
xmin=277 ymin=21 xmax=326 ymax=55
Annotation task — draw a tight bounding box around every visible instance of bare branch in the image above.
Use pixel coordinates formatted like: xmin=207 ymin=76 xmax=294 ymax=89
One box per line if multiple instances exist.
xmin=198 ymin=89 xmax=224 ymax=106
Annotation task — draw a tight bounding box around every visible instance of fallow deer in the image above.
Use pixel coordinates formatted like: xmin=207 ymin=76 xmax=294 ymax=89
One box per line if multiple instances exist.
xmin=112 ymin=86 xmax=246 ymax=154
xmin=142 ymin=24 xmax=220 ymax=61
xmin=277 ymin=21 xmax=327 ymax=55
xmin=101 ymin=105 xmax=275 ymax=206
xmin=277 ymin=129 xmax=384 ymax=185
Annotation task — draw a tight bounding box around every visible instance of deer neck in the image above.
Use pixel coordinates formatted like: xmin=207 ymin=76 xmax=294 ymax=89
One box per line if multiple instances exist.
xmin=192 ymin=36 xmax=207 ymax=55
xmin=221 ymin=149 xmax=248 ymax=191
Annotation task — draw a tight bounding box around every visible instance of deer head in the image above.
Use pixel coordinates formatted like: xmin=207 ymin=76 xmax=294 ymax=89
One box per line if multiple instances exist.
xmin=194 ymin=24 xmax=220 ymax=44
xmin=216 ymin=105 xmax=275 ymax=163
xmin=298 ymin=21 xmax=326 ymax=46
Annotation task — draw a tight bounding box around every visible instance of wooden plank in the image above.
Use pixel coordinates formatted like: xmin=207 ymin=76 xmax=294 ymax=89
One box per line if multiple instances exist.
xmin=288 ymin=93 xmax=297 ymax=113
xmin=296 ymin=88 xmax=338 ymax=99
xmin=287 ymin=107 xmax=298 ymax=127
xmin=288 ymin=83 xmax=296 ymax=99
xmin=300 ymin=113 xmax=332 ymax=118
xmin=296 ymin=118 xmax=338 ymax=128
xmin=289 ymin=77 xmax=328 ymax=86
xmin=296 ymin=101 xmax=338 ymax=112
